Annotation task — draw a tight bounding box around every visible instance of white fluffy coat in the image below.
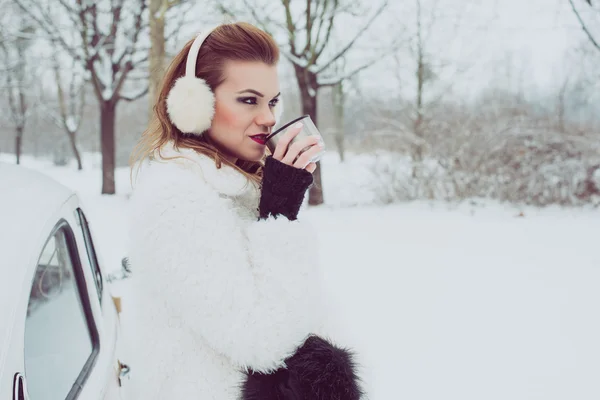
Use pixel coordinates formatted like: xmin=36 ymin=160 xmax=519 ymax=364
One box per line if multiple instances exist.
xmin=127 ymin=143 xmax=323 ymax=399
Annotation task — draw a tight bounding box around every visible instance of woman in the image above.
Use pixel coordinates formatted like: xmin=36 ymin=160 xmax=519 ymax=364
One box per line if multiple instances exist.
xmin=128 ymin=22 xmax=360 ymax=399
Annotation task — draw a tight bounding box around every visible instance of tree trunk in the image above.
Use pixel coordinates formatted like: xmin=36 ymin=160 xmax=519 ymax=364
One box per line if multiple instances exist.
xmin=334 ymin=131 xmax=345 ymax=163
xmin=15 ymin=126 xmax=23 ymax=165
xmin=413 ymin=0 xmax=425 ymax=179
xmin=67 ymin=131 xmax=83 ymax=170
xmin=414 ymin=37 xmax=425 ymax=165
xmin=557 ymin=78 xmax=568 ymax=134
xmin=149 ymin=0 xmax=166 ymax=118
xmin=333 ymin=82 xmax=345 ymax=163
xmin=294 ymin=66 xmax=324 ymax=205
xmin=101 ymin=100 xmax=117 ymax=194
xmin=306 ymin=98 xmax=324 ymax=206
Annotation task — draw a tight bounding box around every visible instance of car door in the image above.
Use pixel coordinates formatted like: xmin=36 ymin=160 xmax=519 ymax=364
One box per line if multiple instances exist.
xmin=75 ymin=207 xmax=129 ymax=400
xmin=22 ymin=219 xmax=102 ymax=400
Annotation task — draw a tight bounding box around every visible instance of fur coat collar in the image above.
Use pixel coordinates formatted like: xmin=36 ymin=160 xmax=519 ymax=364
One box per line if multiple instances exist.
xmin=154 ymin=141 xmax=260 ymax=199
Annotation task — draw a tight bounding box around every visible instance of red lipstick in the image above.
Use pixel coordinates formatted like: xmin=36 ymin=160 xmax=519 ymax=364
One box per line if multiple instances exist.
xmin=250 ymin=134 xmax=268 ymax=145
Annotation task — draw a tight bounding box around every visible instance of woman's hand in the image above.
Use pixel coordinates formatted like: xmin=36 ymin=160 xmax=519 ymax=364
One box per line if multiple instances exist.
xmin=271 ymin=122 xmax=322 ymax=174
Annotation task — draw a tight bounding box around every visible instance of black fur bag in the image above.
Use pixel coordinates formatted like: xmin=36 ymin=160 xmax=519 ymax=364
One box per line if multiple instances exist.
xmin=241 ymin=335 xmax=363 ymax=400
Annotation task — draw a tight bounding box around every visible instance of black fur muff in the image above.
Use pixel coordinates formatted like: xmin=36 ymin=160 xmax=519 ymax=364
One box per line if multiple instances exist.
xmin=241 ymin=335 xmax=363 ymax=400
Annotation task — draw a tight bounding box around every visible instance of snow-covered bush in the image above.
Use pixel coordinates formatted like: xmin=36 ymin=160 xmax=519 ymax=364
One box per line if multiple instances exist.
xmin=369 ymin=130 xmax=600 ymax=207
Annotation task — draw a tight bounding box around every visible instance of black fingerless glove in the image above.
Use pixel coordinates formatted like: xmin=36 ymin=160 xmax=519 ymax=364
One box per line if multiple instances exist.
xmin=258 ymin=156 xmax=314 ymax=221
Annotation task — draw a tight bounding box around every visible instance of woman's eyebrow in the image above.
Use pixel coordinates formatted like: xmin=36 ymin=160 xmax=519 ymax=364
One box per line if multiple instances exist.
xmin=237 ymin=89 xmax=281 ymax=99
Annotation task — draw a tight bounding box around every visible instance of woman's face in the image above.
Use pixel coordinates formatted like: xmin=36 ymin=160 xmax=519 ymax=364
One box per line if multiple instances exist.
xmin=208 ymin=60 xmax=280 ymax=163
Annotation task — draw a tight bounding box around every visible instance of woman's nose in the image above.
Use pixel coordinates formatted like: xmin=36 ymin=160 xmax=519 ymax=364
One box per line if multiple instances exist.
xmin=255 ymin=105 xmax=276 ymax=128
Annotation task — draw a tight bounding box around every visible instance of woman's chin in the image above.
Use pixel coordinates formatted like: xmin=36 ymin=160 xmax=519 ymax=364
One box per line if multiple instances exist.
xmin=240 ymin=147 xmax=266 ymax=162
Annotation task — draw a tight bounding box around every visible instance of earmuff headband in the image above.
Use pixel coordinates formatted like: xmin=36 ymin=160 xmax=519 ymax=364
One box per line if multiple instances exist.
xmin=185 ymin=26 xmax=218 ymax=78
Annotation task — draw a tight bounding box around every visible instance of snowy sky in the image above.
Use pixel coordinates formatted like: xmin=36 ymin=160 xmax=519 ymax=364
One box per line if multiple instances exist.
xmin=475 ymin=0 xmax=581 ymax=87
xmin=325 ymin=0 xmax=595 ymax=99
xmin=5 ymin=0 xmax=597 ymax=104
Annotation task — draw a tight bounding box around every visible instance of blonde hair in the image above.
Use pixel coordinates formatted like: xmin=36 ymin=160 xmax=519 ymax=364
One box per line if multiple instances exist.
xmin=130 ymin=22 xmax=280 ymax=184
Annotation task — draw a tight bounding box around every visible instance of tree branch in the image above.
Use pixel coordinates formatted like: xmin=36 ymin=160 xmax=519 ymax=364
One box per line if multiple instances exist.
xmin=106 ymin=0 xmax=125 ymax=62
xmin=303 ymin=0 xmax=312 ymax=55
xmin=120 ymin=86 xmax=148 ymax=101
xmin=111 ymin=0 xmax=146 ymax=98
xmin=131 ymin=52 xmax=150 ymax=67
xmin=235 ymin=0 xmax=284 ymax=38
xmin=52 ymin=55 xmax=69 ymax=125
xmin=12 ymin=0 xmax=81 ymax=61
xmin=281 ymin=0 xmax=298 ymax=55
xmin=312 ymin=0 xmax=338 ymax=64
xmin=310 ymin=0 xmax=331 ymax=61
xmin=569 ymin=0 xmax=600 ymax=51
xmin=318 ymin=54 xmax=382 ymax=87
xmin=56 ymin=0 xmax=83 ymax=29
xmin=124 ymin=73 xmax=150 ymax=81
xmin=315 ymin=0 xmax=388 ymax=74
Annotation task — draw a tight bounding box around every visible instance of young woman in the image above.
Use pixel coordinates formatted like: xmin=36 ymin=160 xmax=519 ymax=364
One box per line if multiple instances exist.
xmin=128 ymin=22 xmax=359 ymax=399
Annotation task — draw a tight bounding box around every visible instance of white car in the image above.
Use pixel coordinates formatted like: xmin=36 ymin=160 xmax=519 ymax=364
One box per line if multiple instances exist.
xmin=1 ymin=163 xmax=131 ymax=400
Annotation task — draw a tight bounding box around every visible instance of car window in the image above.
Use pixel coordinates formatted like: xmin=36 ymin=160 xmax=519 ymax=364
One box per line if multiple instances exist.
xmin=24 ymin=222 xmax=99 ymax=400
xmin=77 ymin=209 xmax=103 ymax=304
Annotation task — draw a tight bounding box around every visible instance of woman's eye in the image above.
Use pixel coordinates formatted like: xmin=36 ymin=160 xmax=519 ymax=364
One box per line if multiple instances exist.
xmin=237 ymin=97 xmax=279 ymax=107
xmin=238 ymin=97 xmax=257 ymax=105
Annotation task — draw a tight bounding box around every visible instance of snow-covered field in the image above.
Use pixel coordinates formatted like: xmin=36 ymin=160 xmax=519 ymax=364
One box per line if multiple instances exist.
xmin=4 ymin=151 xmax=600 ymax=400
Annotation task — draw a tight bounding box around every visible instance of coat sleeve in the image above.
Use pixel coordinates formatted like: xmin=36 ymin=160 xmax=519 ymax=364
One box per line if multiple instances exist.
xmin=129 ymin=164 xmax=323 ymax=373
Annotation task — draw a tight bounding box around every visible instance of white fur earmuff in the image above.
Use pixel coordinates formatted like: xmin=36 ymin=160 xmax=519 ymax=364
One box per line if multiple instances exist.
xmin=166 ymin=27 xmax=218 ymax=135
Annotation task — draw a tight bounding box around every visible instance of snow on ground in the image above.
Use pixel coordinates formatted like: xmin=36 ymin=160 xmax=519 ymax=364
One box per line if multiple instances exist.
xmin=307 ymin=204 xmax=600 ymax=400
xmin=4 ymin=151 xmax=600 ymax=399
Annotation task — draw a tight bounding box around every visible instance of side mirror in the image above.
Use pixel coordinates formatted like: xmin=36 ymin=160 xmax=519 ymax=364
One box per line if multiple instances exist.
xmin=106 ymin=257 xmax=132 ymax=283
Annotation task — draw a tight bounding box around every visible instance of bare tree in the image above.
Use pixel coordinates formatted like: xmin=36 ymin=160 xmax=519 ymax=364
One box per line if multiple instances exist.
xmin=368 ymin=0 xmax=484 ymax=181
xmin=556 ymin=75 xmax=572 ymax=133
xmin=406 ymin=0 xmax=472 ymax=166
xmin=411 ymin=0 xmax=433 ymax=165
xmin=558 ymin=4 xmax=600 ymax=130
xmin=217 ymin=0 xmax=391 ymax=205
xmin=332 ymin=80 xmax=346 ymax=162
xmin=13 ymin=0 xmax=148 ymax=194
xmin=39 ymin=50 xmax=86 ymax=170
xmin=0 ymin=13 xmax=35 ymax=164
xmin=565 ymin=40 xmax=600 ymax=126
xmin=148 ymin=0 xmax=191 ymax=116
